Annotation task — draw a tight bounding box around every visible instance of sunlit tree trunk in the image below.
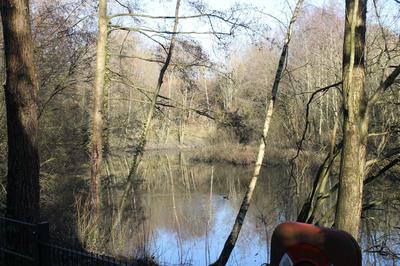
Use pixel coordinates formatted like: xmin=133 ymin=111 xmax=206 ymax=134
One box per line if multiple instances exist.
xmin=162 ymin=72 xmax=173 ymax=144
xmin=334 ymin=0 xmax=368 ymax=239
xmin=211 ymin=1 xmax=304 ymax=265
xmin=89 ymin=0 xmax=108 ymax=210
xmin=203 ymin=66 xmax=210 ymax=111
xmin=178 ymin=87 xmax=187 ymax=145
xmin=1 ymin=0 xmax=40 ymax=223
xmin=335 ymin=0 xmax=400 ymax=238
xmin=123 ymin=87 xmax=132 ymax=147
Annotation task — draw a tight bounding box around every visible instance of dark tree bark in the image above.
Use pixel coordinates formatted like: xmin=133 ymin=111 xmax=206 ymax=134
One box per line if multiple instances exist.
xmin=1 ymin=0 xmax=40 ymax=223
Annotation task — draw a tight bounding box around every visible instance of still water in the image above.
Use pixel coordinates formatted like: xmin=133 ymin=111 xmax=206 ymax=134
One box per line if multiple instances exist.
xmin=92 ymin=151 xmax=399 ymax=266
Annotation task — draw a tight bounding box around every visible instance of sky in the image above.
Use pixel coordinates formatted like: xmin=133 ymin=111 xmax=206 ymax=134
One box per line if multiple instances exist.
xmin=159 ymin=0 xmax=338 ymax=62
xmin=108 ymin=0 xmax=400 ymax=63
xmin=110 ymin=0 xmax=324 ymax=61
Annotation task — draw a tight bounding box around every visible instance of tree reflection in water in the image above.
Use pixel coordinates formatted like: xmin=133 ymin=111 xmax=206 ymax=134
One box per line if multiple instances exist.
xmin=79 ymin=151 xmax=399 ymax=265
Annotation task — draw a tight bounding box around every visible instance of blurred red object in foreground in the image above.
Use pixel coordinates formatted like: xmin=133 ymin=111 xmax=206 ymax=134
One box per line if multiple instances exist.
xmin=270 ymin=222 xmax=361 ymax=266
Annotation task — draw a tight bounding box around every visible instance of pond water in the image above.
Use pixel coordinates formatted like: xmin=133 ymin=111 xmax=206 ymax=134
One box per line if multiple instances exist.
xmin=85 ymin=151 xmax=399 ymax=266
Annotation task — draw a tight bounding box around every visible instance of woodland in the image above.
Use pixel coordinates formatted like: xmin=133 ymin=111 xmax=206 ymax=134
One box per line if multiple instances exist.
xmin=0 ymin=0 xmax=399 ymax=265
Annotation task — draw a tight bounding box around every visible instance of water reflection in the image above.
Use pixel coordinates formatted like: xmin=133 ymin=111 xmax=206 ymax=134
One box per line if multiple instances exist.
xmin=89 ymin=151 xmax=399 ymax=265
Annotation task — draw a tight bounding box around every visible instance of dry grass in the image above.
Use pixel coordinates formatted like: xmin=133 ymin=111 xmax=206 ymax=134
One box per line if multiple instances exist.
xmin=192 ymin=144 xmax=257 ymax=166
xmin=191 ymin=140 xmax=295 ymax=166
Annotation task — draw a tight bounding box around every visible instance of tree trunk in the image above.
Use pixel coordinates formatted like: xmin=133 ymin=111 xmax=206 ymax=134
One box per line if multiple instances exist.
xmin=334 ymin=0 xmax=367 ymax=239
xmin=211 ymin=1 xmax=304 ymax=265
xmin=1 ymin=0 xmax=40 ymax=223
xmin=297 ymin=107 xmax=341 ymax=224
xmin=111 ymin=0 xmax=182 ymax=232
xmin=125 ymin=0 xmax=181 ymax=182
xmin=89 ymin=0 xmax=108 ymax=210
xmin=161 ymin=72 xmax=173 ymax=144
xmin=203 ymin=66 xmax=210 ymax=111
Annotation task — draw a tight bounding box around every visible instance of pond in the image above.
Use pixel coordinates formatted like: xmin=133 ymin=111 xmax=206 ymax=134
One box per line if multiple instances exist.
xmin=80 ymin=151 xmax=400 ymax=266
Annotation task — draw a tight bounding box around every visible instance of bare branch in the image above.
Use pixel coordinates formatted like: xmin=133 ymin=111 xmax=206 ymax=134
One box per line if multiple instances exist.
xmin=109 ymin=12 xmax=210 ymax=20
xmin=289 ymin=81 xmax=342 ymax=177
xmin=110 ymin=24 xmax=234 ymax=36
xmin=369 ymin=64 xmax=400 ymax=106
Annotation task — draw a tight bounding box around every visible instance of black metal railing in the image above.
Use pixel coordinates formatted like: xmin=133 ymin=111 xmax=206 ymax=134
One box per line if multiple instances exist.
xmin=0 ymin=216 xmax=141 ymax=266
xmin=45 ymin=243 xmax=127 ymax=266
xmin=0 ymin=216 xmax=38 ymax=266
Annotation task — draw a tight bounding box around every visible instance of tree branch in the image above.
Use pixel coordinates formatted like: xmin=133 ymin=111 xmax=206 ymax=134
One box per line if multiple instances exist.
xmin=369 ymin=64 xmax=400 ymax=106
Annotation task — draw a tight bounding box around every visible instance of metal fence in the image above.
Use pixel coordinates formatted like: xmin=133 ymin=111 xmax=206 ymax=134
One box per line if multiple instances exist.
xmin=0 ymin=216 xmax=39 ymax=266
xmin=0 ymin=216 xmax=142 ymax=266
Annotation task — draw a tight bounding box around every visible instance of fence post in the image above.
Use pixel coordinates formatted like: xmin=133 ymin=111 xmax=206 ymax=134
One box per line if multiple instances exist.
xmin=37 ymin=222 xmax=50 ymax=266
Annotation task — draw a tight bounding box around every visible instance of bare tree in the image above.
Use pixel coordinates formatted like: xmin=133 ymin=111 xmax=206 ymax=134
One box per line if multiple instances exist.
xmin=89 ymin=0 xmax=108 ymax=210
xmin=335 ymin=0 xmax=400 ymax=239
xmin=123 ymin=0 xmax=181 ymax=182
xmin=334 ymin=0 xmax=368 ymax=239
xmin=107 ymin=0 xmax=245 ymax=181
xmin=211 ymin=1 xmax=304 ymax=265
